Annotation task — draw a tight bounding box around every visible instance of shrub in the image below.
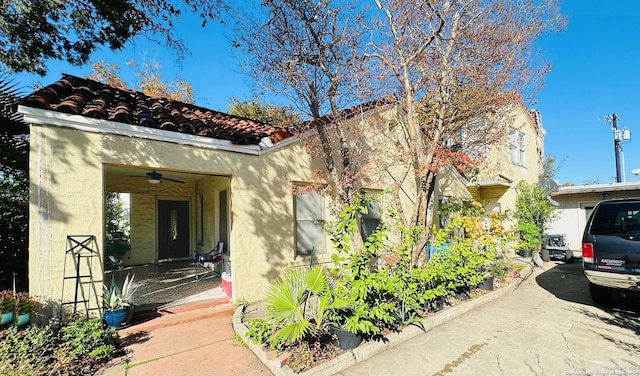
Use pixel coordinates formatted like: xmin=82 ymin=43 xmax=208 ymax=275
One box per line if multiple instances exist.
xmin=245 ymin=318 xmax=285 ymax=350
xmin=59 ymin=317 xmax=119 ymax=362
xmin=0 ymin=290 xmax=15 ymax=312
xmin=0 ymin=325 xmax=54 ymax=375
xmin=265 ymin=266 xmax=348 ymax=347
xmin=0 ymin=317 xmax=121 ymax=375
xmin=14 ymin=292 xmax=36 ymax=314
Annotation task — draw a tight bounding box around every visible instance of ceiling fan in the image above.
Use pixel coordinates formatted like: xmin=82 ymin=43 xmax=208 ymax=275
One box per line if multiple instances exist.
xmin=131 ymin=170 xmax=185 ymax=184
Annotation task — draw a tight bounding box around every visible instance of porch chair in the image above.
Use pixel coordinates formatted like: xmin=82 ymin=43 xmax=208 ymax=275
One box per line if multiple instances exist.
xmin=194 ymin=241 xmax=224 ymax=281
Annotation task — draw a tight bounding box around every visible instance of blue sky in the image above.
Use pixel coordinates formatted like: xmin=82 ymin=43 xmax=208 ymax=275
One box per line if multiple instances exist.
xmin=536 ymin=2 xmax=640 ymax=185
xmin=12 ymin=1 xmax=640 ymax=186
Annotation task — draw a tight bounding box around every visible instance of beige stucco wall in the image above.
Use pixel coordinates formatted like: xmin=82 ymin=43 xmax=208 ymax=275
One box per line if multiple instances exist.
xmin=475 ymin=103 xmax=540 ymax=186
xmin=28 ymin=120 xmax=338 ymax=308
xmin=27 ymin=101 xmax=544 ymax=312
xmin=29 ymin=125 xmax=105 ymax=313
xmin=468 ymin=103 xmax=541 ymax=215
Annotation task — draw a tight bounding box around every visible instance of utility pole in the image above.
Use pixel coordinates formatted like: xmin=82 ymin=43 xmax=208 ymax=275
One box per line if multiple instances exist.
xmin=612 ymin=114 xmax=622 ymax=183
xmin=607 ymin=113 xmax=631 ymax=183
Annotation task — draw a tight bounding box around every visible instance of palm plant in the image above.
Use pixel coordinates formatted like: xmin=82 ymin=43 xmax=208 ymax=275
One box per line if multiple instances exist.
xmin=265 ymin=266 xmax=347 ymax=346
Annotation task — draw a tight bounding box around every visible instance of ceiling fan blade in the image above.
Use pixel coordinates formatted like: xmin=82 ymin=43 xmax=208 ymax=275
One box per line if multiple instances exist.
xmin=162 ymin=177 xmax=185 ymax=184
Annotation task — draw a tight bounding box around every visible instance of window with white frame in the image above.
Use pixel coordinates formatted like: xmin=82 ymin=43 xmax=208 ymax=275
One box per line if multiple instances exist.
xmin=509 ymin=128 xmax=527 ymax=167
xmin=518 ymin=131 xmax=527 ymax=167
xmin=294 ymin=186 xmax=325 ymax=255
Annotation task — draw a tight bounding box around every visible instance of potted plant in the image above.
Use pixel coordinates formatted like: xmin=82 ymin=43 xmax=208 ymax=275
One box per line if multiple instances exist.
xmin=480 ymin=256 xmax=510 ymax=291
xmin=517 ymin=220 xmax=541 ymax=258
xmin=103 ymin=273 xmax=137 ymax=327
xmin=0 ymin=290 xmax=16 ymax=327
xmin=14 ymin=292 xmax=36 ymax=327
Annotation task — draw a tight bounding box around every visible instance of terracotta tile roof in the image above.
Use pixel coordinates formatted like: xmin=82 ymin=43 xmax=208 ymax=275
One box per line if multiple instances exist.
xmin=18 ymin=74 xmax=292 ymax=146
xmin=306 ymin=94 xmax=397 ymax=128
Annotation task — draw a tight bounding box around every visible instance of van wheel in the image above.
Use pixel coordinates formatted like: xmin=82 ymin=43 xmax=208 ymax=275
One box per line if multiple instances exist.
xmin=589 ymin=282 xmax=612 ymax=305
xmin=541 ymin=248 xmax=550 ymax=262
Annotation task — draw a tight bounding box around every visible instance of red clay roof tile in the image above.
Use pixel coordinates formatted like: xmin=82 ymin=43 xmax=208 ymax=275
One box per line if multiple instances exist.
xmin=19 ymin=74 xmax=292 ymax=146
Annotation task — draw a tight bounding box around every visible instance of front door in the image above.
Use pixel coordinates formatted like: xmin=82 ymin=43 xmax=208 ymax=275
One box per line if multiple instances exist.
xmin=158 ymin=200 xmax=190 ymax=260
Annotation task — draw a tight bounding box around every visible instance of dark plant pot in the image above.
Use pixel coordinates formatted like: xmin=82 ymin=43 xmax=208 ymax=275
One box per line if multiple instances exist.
xmin=427 ymin=299 xmax=444 ymax=313
xmin=104 ymin=308 xmax=128 ymax=328
xmin=330 ymin=326 xmax=362 ymax=350
xmin=479 ymin=275 xmax=494 ymax=291
xmin=519 ymin=249 xmax=533 ymax=258
xmin=1 ymin=312 xmax=13 ymax=327
xmin=454 ymin=288 xmax=470 ymax=300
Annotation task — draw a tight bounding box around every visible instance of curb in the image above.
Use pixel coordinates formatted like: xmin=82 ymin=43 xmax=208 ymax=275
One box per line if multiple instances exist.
xmin=233 ymin=262 xmax=533 ymax=376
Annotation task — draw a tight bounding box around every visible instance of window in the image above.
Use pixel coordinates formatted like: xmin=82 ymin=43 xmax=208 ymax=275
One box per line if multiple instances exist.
xmin=591 ymin=203 xmax=640 ymax=235
xmin=359 ymin=193 xmax=381 ymax=241
xmin=294 ymin=186 xmax=325 ymax=255
xmin=584 ymin=206 xmax=594 ymax=222
xmin=509 ymin=128 xmax=527 ymax=167
xmin=518 ymin=131 xmax=527 ymax=167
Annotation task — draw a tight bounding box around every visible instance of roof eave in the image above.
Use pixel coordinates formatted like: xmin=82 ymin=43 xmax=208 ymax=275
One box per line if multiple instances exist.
xmin=18 ymin=105 xmax=275 ymax=155
xmin=551 ymin=182 xmax=640 ymax=196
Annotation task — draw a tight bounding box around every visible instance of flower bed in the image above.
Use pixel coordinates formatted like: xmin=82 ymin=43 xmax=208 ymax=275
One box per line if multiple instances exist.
xmin=236 ymin=259 xmax=532 ymax=375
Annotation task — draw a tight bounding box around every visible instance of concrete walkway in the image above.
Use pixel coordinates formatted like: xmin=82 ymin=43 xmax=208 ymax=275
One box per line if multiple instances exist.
xmin=97 ymin=286 xmax=270 ymax=376
xmin=98 ymin=259 xmax=544 ymax=376
xmin=338 ymin=261 xmax=640 ymax=375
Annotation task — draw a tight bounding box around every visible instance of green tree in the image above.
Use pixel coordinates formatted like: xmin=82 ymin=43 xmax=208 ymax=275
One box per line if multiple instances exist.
xmin=227 ymin=97 xmax=300 ymax=125
xmin=0 ymin=72 xmax=28 ymax=291
xmin=515 ymin=180 xmax=556 ymax=250
xmin=0 ymin=0 xmax=222 ymax=75
xmin=86 ymin=60 xmax=195 ymax=103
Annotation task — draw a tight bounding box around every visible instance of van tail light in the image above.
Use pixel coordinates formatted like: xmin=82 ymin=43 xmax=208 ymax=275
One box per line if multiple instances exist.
xmin=582 ymin=243 xmax=594 ymax=263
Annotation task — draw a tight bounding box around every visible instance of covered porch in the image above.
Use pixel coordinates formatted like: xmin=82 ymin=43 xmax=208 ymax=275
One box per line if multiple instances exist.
xmin=103 ymin=165 xmax=230 ymax=269
xmin=102 ymin=165 xmax=232 ymax=314
xmin=105 ymin=260 xmax=224 ymax=315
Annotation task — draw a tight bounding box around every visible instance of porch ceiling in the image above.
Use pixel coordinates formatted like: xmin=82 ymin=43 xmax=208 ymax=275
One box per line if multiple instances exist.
xmin=104 ymin=165 xmax=222 ymax=184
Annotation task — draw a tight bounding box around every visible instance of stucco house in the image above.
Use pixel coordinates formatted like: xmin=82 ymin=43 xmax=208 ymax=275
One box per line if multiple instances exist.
xmin=17 ymin=74 xmax=545 ymax=318
xmin=433 ymin=104 xmax=544 ymax=222
xmin=18 ymin=74 xmax=401 ymax=316
xmin=547 ymin=182 xmax=640 ymax=252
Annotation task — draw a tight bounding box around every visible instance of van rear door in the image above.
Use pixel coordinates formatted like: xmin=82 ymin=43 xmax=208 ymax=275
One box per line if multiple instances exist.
xmin=585 ymin=201 xmax=640 ymax=271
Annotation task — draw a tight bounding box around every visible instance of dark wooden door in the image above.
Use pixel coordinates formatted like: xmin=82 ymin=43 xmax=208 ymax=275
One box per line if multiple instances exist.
xmin=157 ymin=200 xmax=190 ymax=260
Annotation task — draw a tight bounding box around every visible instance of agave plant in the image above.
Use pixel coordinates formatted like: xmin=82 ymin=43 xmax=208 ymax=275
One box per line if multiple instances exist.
xmin=266 ymin=266 xmax=347 ymax=346
xmin=103 ymin=274 xmax=137 ymax=310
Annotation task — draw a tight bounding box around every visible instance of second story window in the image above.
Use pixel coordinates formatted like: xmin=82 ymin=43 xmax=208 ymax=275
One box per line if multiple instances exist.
xmin=509 ymin=128 xmax=527 ymax=167
xmin=518 ymin=132 xmax=527 ymax=167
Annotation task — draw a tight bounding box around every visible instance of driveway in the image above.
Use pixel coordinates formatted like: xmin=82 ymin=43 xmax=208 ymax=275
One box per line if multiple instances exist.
xmin=337 ymin=261 xmax=640 ymax=375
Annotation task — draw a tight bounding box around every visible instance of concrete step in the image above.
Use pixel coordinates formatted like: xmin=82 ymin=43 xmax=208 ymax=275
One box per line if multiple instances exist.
xmin=118 ymin=297 xmax=233 ymax=334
